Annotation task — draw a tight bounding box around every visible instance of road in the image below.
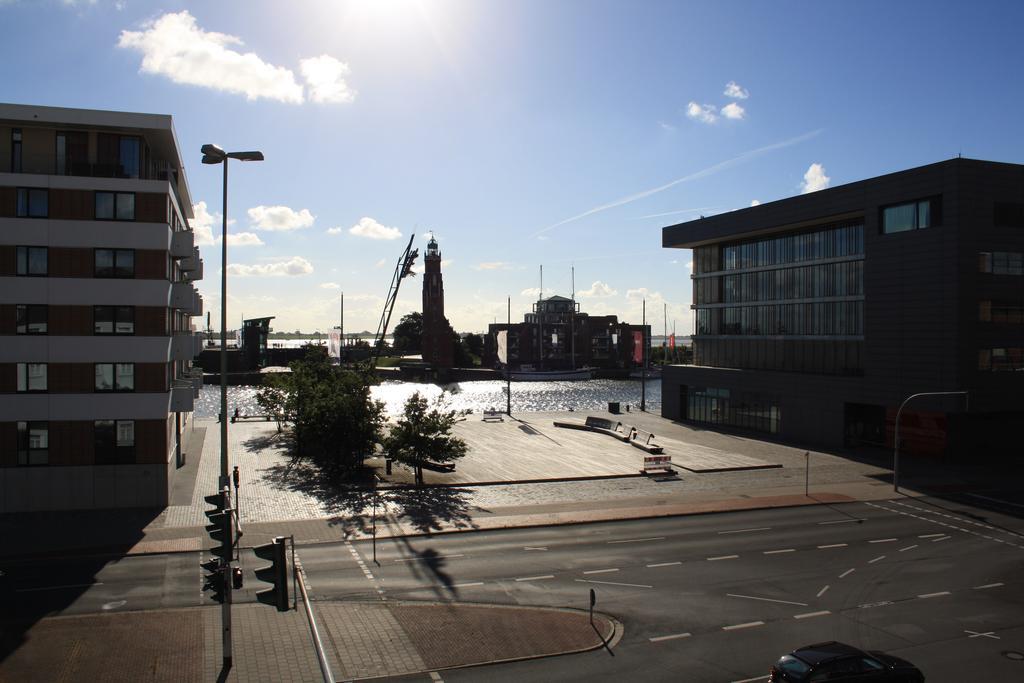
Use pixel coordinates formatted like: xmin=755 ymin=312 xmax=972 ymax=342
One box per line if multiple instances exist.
xmin=5 ymin=496 xmax=1024 ymax=681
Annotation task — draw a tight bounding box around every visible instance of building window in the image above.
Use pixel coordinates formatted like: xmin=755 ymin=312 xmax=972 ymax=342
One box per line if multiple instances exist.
xmin=686 ymin=386 xmax=781 ymax=434
xmin=17 ymin=363 xmax=47 ymax=392
xmin=994 ymin=202 xmax=1024 ymax=228
xmin=11 ymin=128 xmax=22 ymax=172
xmin=882 ymin=197 xmax=939 ymax=234
xmin=55 ymin=131 xmax=88 ymax=176
xmin=16 ymin=188 xmax=48 ymax=218
xmin=119 ymin=136 xmax=141 ymax=179
xmin=93 ymin=306 xmax=135 ymax=335
xmin=94 ymin=248 xmax=135 ymax=278
xmin=16 ymin=246 xmax=48 ymax=276
xmin=979 ymin=348 xmax=1024 ymax=371
xmin=94 ymin=420 xmax=135 ymax=465
xmin=95 ymin=363 xmax=134 ymax=392
xmin=17 ymin=421 xmax=48 ymax=466
xmin=979 ymin=251 xmax=1024 ymax=275
xmin=16 ymin=305 xmax=48 ymax=334
xmin=980 ymin=300 xmax=1024 ymax=324
xmin=95 ymin=192 xmax=136 ymax=221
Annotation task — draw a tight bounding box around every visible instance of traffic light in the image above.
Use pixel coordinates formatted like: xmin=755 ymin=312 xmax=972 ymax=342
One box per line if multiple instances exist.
xmin=206 ymin=508 xmax=234 ymax=562
xmin=232 ymin=566 xmax=244 ymax=590
xmin=254 ymin=536 xmax=289 ymax=611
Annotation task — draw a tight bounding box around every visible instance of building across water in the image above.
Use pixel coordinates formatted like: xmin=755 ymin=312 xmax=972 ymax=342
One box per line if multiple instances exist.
xmin=485 ymin=296 xmax=652 ymax=372
xmin=0 ymin=103 xmax=203 ymax=511
xmin=661 ymin=157 xmax=1023 ymax=457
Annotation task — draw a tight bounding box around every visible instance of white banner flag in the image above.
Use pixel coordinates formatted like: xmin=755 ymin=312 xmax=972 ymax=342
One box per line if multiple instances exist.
xmin=496 ymin=330 xmax=508 ymax=364
xmin=328 ymin=329 xmax=342 ymax=359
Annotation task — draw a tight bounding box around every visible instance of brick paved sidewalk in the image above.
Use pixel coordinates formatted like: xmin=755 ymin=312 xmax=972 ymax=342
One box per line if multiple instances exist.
xmin=0 ymin=601 xmax=615 ymax=682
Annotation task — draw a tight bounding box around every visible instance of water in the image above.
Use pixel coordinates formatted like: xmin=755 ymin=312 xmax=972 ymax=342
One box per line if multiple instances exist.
xmin=195 ymin=379 xmax=662 ymax=419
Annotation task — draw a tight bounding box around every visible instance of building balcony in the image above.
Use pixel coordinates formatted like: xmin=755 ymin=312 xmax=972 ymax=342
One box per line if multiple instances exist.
xmin=189 ymin=366 xmax=204 ymax=397
xmin=190 ymin=292 xmax=204 ymax=317
xmin=170 ymin=332 xmax=201 ymax=361
xmin=170 ymin=231 xmax=195 ymax=258
xmin=169 ymin=282 xmax=194 ymax=310
xmin=170 ymin=380 xmax=195 ymax=412
xmin=180 ymin=247 xmax=200 ymax=271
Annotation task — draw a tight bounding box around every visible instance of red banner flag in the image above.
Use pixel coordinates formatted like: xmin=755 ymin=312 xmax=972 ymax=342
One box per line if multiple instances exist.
xmin=669 ymin=333 xmax=676 ymax=349
xmin=633 ymin=331 xmax=643 ymax=363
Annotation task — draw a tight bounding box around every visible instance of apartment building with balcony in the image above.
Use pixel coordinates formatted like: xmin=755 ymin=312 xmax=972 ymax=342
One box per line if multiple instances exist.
xmin=0 ymin=103 xmax=204 ymax=512
xmin=662 ymin=158 xmax=1023 ymax=458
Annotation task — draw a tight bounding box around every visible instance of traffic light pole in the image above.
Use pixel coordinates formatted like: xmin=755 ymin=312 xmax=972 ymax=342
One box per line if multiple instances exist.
xmin=221 ymin=487 xmax=233 ymax=670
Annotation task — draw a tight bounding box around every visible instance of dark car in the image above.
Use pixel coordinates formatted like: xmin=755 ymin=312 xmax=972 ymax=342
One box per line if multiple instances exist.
xmin=769 ymin=641 xmax=924 ymax=682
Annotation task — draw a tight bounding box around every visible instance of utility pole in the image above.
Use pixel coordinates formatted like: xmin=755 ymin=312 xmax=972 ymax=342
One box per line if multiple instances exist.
xmin=506 ymin=297 xmax=512 ymax=416
xmin=641 ymin=298 xmax=647 ymax=412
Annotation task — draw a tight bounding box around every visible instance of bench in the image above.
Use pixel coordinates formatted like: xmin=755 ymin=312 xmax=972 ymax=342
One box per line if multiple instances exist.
xmin=553 ymin=416 xmax=630 ymax=442
xmin=628 ymin=427 xmax=664 ymax=454
xmin=482 ymin=410 xmax=505 ymax=422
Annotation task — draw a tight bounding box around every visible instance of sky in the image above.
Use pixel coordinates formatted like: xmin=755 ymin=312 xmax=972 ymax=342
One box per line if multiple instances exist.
xmin=3 ymin=0 xmax=1024 ymax=335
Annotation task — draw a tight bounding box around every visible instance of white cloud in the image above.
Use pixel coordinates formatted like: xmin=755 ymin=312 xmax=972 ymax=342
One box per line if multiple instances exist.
xmin=248 ymin=205 xmax=315 ymax=231
xmin=658 ymin=121 xmax=677 ymax=132
xmin=191 ymin=201 xmax=251 ymax=245
xmin=300 ymin=54 xmax=356 ymax=104
xmin=326 ymin=226 xmax=343 ymax=235
xmin=375 ymin=259 xmax=387 ymax=268
xmin=576 ymin=281 xmax=617 ymax=298
xmin=721 ymin=102 xmax=745 ymax=120
xmin=473 ymin=261 xmax=512 ymax=271
xmin=349 ymin=216 xmax=402 ymax=240
xmin=686 ymin=261 xmax=694 ymax=272
xmin=411 ymin=259 xmax=452 ymax=275
xmin=117 ymin=11 xmax=304 ymax=104
xmin=750 ymin=199 xmax=761 ymax=207
xmin=626 ymin=287 xmax=664 ymax=303
xmin=227 ymin=256 xmax=313 ymax=277
xmin=319 ymin=282 xmax=340 ymax=290
xmin=724 ymin=81 xmax=749 ymax=99
xmin=225 ymin=232 xmax=264 ymax=246
xmin=800 ymin=163 xmax=831 ymax=194
xmin=520 ymin=287 xmax=556 ymax=299
xmin=686 ymin=101 xmax=718 ymax=124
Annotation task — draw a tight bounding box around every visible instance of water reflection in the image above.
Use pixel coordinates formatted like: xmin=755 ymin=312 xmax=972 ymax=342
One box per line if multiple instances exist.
xmin=195 ymin=379 xmax=662 ymax=419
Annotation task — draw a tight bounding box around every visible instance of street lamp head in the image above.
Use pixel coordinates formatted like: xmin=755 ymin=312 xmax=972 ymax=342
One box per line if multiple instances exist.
xmin=227 ymin=151 xmax=264 ymax=162
xmin=201 ymin=143 xmax=226 ymax=162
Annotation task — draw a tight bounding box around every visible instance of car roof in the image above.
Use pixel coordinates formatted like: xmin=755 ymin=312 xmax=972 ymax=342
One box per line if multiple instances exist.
xmin=792 ymin=642 xmax=865 ymax=666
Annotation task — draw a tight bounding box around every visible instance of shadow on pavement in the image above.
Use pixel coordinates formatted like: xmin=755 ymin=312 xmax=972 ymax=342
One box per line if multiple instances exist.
xmin=0 ymin=506 xmax=158 ymax=665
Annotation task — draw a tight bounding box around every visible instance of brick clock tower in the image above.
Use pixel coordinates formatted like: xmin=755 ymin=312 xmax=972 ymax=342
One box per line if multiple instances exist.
xmin=421 ymin=234 xmax=455 ymax=367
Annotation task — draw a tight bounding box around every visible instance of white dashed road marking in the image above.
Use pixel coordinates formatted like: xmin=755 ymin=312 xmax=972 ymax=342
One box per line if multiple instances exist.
xmin=818 ymin=543 xmax=847 ymax=549
xmin=839 ymin=568 xmax=855 ymax=579
xmin=607 ymin=537 xmax=665 ymax=544
xmin=719 ymin=527 xmax=771 ymax=535
xmin=727 ymin=593 xmax=808 ymax=606
xmin=723 ymin=621 xmax=764 ymax=631
xmin=649 ymin=632 xmax=691 ymax=643
xmin=974 ymin=582 xmax=1004 ymax=590
xmin=869 ymin=538 xmax=898 ymax=543
xmin=515 ymin=575 xmax=554 ymax=582
xmin=451 ymin=582 xmax=484 ymax=588
xmin=395 ymin=554 xmax=464 ymax=563
xmin=795 ymin=610 xmax=831 ymax=619
xmin=707 ymin=555 xmax=739 ymax=561
xmin=918 ymin=591 xmax=951 ymax=599
xmin=819 ymin=519 xmax=863 ymax=525
xmin=647 ymin=561 xmax=681 ymax=568
xmin=763 ymin=549 xmax=796 ymax=555
xmin=868 ymin=555 xmax=886 ymax=564
xmin=965 ymin=630 xmax=1000 ymax=639
xmin=816 ymin=585 xmax=830 ymax=598
xmin=583 ymin=568 xmax=619 ymax=575
xmin=575 ymin=579 xmax=653 ymax=589
xmin=898 ymin=544 xmax=918 ymax=552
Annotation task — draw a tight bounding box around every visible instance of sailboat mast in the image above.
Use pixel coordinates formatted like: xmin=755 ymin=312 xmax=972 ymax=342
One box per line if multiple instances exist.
xmin=538 ymin=265 xmax=543 ymax=371
xmin=570 ymin=266 xmax=576 ymax=370
xmin=663 ymin=302 xmax=667 ymax=366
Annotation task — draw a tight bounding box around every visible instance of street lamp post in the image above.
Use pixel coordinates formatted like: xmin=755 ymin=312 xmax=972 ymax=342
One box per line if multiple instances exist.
xmin=201 ymin=144 xmax=264 ymax=491
xmin=201 ymin=144 xmax=262 ymax=673
xmin=893 ymin=390 xmax=968 ymax=492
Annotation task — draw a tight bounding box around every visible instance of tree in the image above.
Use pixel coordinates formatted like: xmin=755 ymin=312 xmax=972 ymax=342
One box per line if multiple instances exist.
xmin=256 ymin=346 xmax=384 ymax=477
xmin=464 ymin=333 xmax=484 ymax=357
xmin=452 ymin=332 xmax=475 ymax=367
xmin=384 ymin=392 xmax=468 ymax=485
xmin=392 ymin=312 xmax=422 ymax=354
